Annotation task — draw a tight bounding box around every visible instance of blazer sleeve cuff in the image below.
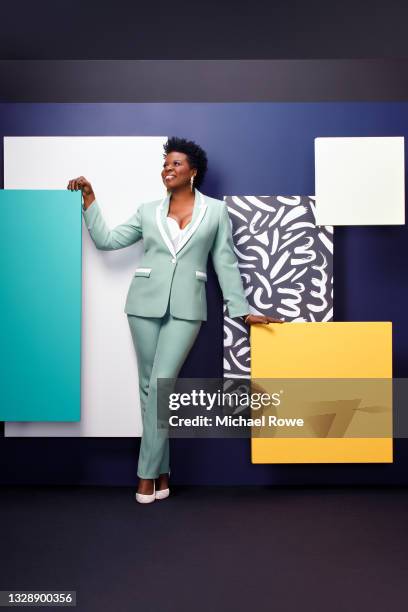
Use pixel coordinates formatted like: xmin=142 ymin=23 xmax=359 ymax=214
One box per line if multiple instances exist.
xmin=82 ymin=199 xmax=100 ymax=226
xmin=227 ymin=305 xmax=251 ymax=319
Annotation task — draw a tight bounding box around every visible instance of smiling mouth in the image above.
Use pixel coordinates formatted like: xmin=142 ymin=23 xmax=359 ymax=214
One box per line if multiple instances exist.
xmin=165 ymin=175 xmax=176 ymax=181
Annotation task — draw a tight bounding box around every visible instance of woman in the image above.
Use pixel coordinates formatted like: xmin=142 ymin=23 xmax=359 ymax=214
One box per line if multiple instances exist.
xmin=68 ymin=136 xmax=283 ymax=504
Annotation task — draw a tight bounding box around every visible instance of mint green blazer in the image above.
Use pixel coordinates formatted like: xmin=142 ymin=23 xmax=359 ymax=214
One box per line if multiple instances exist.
xmin=82 ymin=188 xmax=250 ymax=321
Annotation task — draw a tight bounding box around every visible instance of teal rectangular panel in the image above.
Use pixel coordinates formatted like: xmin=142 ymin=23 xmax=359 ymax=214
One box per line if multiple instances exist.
xmin=0 ymin=190 xmax=82 ymax=421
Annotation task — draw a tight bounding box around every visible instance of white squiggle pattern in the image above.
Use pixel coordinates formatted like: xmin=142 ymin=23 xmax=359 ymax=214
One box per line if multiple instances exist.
xmin=307 ymin=255 xmax=329 ymax=313
xmin=223 ymin=195 xmax=334 ymax=378
xmin=277 ymin=284 xmax=305 ymax=317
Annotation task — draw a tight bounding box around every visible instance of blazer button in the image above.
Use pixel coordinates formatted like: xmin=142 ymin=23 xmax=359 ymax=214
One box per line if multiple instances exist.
xmin=171 ymin=257 xmax=177 ymax=263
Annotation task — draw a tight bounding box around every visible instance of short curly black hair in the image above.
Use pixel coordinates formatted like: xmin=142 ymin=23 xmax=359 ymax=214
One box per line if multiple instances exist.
xmin=163 ymin=136 xmax=208 ymax=189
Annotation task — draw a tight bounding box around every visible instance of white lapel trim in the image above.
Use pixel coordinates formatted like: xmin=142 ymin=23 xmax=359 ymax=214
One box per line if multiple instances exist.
xmin=175 ymin=191 xmax=207 ymax=254
xmin=156 ymin=190 xmax=208 ymax=258
xmin=156 ymin=195 xmax=177 ymax=258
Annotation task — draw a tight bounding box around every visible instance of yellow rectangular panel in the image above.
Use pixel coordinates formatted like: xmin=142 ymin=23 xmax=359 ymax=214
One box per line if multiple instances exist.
xmin=251 ymin=322 xmax=393 ymax=463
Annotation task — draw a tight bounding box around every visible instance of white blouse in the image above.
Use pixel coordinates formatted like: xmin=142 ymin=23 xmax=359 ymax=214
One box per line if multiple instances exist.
xmin=166 ymin=216 xmax=191 ymax=249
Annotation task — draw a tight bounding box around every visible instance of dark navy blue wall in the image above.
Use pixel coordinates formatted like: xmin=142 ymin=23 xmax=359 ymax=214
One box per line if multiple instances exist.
xmin=1 ymin=102 xmax=407 ymax=485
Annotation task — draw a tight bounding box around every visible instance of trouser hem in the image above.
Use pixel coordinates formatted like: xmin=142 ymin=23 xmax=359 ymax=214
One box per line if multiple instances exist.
xmin=137 ymin=471 xmax=170 ymax=479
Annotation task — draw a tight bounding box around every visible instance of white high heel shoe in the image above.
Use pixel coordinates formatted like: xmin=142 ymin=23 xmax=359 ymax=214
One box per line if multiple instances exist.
xmin=155 ymin=470 xmax=170 ymax=500
xmin=155 ymin=487 xmax=170 ymax=500
xmin=135 ymin=480 xmax=156 ymax=504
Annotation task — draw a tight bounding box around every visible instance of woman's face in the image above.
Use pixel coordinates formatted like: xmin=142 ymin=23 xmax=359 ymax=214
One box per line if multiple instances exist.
xmin=161 ymin=151 xmax=196 ymax=190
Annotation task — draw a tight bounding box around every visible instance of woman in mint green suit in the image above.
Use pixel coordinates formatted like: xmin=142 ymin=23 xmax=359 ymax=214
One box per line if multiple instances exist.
xmin=68 ymin=137 xmax=282 ymax=504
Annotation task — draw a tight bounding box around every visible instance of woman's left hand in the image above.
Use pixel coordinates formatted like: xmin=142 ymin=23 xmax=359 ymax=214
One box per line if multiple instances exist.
xmin=245 ymin=315 xmax=285 ymax=325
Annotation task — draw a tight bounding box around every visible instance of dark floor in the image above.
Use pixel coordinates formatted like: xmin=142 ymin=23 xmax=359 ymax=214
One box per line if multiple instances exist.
xmin=1 ymin=486 xmax=407 ymax=611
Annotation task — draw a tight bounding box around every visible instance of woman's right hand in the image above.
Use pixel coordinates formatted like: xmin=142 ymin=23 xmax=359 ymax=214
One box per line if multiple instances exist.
xmin=67 ymin=176 xmax=95 ymax=209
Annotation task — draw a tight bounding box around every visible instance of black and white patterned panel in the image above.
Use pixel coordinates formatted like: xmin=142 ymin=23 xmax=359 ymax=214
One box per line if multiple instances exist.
xmin=223 ymin=195 xmax=334 ymax=379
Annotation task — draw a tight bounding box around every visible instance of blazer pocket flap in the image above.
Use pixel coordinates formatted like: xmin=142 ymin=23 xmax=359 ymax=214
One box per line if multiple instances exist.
xmin=195 ymin=270 xmax=207 ymax=281
xmin=134 ymin=267 xmax=152 ymax=277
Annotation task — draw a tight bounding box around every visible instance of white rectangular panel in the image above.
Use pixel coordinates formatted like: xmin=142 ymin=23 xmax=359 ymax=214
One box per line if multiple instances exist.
xmin=4 ymin=136 xmax=168 ymax=437
xmin=315 ymin=136 xmax=405 ymax=226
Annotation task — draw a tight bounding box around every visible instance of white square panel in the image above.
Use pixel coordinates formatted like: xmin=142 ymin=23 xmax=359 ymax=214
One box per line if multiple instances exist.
xmin=315 ymin=137 xmax=405 ymax=226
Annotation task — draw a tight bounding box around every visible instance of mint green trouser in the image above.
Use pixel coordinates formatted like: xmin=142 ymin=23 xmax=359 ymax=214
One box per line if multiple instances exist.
xmin=127 ymin=304 xmax=202 ymax=479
